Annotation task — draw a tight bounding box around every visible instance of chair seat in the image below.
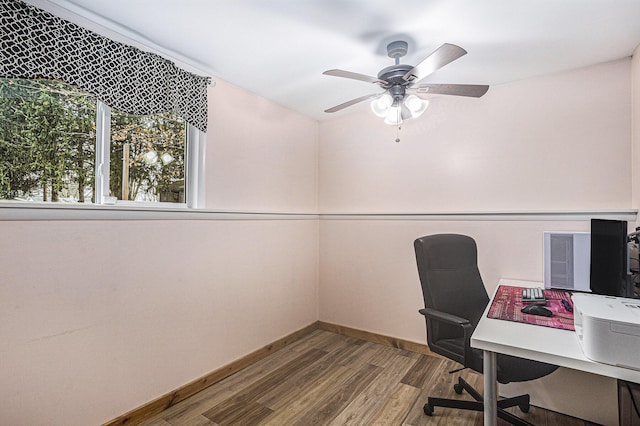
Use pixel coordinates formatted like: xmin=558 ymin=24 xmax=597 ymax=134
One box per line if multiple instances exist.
xmin=496 ymin=354 xmax=558 ymax=384
xmin=436 ymin=337 xmax=557 ymax=384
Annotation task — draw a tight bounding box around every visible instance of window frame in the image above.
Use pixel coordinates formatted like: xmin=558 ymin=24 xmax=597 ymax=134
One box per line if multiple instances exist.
xmin=94 ymin=100 xmax=205 ymax=209
xmin=0 ymin=84 xmax=205 ymax=209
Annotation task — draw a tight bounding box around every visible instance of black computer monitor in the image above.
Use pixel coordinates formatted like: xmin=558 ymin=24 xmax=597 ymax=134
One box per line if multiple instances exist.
xmin=590 ymin=218 xmax=629 ymax=297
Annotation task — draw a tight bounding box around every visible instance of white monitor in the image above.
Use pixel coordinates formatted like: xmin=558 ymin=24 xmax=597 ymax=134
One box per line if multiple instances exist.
xmin=543 ymin=231 xmax=591 ymax=292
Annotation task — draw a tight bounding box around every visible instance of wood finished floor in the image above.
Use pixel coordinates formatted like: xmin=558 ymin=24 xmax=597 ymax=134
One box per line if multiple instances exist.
xmin=139 ymin=330 xmax=598 ymax=426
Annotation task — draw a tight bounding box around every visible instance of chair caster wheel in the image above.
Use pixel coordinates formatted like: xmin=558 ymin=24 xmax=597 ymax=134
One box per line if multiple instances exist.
xmin=423 ymin=404 xmax=434 ymax=416
xmin=454 ymin=383 xmax=464 ymax=394
xmin=519 ymin=404 xmax=530 ymax=413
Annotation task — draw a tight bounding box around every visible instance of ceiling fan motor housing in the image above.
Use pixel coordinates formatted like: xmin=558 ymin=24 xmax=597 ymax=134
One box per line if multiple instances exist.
xmin=388 ymin=85 xmax=406 ymax=105
xmin=379 ymin=41 xmax=413 ymax=104
xmin=377 ymin=64 xmax=414 ymax=87
xmin=386 ymin=40 xmax=408 ymax=59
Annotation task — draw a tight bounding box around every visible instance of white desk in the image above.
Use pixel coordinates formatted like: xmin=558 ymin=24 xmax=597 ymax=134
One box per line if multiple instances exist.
xmin=471 ymin=279 xmax=640 ymax=425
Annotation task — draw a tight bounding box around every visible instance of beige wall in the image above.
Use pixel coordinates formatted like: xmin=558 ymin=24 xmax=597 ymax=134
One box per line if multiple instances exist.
xmin=319 ymin=59 xmax=631 ymax=213
xmin=0 ymin=81 xmax=319 ymax=425
xmin=318 ymin=59 xmax=633 ymax=329
xmin=207 ymin=80 xmax=318 ymax=212
xmin=318 ymin=58 xmax=635 ymax=425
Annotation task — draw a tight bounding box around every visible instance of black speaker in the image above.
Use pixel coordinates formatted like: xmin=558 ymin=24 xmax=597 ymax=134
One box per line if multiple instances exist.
xmin=590 ymin=219 xmax=629 ymax=297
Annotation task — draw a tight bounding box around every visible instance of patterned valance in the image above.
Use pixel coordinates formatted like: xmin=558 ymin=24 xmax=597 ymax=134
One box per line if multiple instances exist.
xmin=0 ymin=0 xmax=209 ymax=132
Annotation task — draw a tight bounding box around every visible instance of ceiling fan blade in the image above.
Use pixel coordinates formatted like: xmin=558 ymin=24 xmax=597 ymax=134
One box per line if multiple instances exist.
xmin=409 ymin=84 xmax=489 ymax=98
xmin=324 ymin=93 xmax=381 ymax=113
xmin=323 ymin=69 xmax=383 ymax=84
xmin=402 ymin=43 xmax=467 ymax=83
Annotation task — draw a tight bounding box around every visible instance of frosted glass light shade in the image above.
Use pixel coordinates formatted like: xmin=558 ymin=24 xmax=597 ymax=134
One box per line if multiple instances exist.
xmin=404 ymin=95 xmax=429 ymax=118
xmin=383 ymin=106 xmax=403 ymax=125
xmin=371 ymin=94 xmax=393 ymax=117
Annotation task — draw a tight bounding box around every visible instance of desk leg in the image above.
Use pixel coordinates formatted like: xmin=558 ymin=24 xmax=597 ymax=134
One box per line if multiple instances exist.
xmin=483 ymin=350 xmax=497 ymax=425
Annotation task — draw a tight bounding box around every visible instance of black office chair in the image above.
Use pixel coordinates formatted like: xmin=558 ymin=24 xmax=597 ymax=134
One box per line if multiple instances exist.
xmin=414 ymin=234 xmax=558 ymax=426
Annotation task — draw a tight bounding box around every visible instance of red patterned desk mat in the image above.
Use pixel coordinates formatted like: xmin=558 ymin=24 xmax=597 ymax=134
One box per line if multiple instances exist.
xmin=487 ymin=286 xmax=575 ymax=331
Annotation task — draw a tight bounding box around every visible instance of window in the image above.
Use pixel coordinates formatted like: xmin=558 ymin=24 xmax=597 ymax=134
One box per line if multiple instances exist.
xmin=0 ymin=78 xmax=96 ymax=202
xmin=0 ymin=77 xmax=203 ymax=208
xmin=109 ymin=109 xmax=186 ymax=204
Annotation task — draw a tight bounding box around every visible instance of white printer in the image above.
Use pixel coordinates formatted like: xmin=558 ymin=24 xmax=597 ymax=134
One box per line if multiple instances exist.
xmin=572 ymin=293 xmax=640 ymax=370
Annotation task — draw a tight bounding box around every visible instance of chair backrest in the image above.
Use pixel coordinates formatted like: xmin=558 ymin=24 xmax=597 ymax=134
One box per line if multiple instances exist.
xmin=414 ymin=234 xmax=490 ymax=344
xmin=414 ymin=234 xmax=559 ymax=382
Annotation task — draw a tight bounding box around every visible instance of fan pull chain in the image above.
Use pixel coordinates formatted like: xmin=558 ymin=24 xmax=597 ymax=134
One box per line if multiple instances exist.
xmin=395 ymin=106 xmax=401 ymax=143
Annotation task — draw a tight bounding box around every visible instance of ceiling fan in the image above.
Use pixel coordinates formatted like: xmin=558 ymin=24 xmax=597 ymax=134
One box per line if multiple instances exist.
xmin=323 ymin=41 xmax=489 ymax=125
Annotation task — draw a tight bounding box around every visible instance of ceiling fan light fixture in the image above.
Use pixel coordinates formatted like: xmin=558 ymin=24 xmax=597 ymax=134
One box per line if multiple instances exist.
xmin=371 ymin=94 xmax=393 ymax=117
xmin=404 ymin=95 xmax=429 ymax=118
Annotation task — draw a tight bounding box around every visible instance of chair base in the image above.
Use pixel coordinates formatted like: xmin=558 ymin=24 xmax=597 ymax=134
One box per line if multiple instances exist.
xmin=423 ymin=377 xmax=533 ymax=426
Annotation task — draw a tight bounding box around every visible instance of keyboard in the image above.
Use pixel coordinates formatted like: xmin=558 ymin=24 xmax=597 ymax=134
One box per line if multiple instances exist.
xmin=522 ymin=287 xmax=547 ymax=305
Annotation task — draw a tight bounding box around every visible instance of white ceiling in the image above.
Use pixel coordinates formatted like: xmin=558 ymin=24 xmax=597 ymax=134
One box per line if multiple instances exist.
xmin=44 ymin=0 xmax=640 ymax=121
